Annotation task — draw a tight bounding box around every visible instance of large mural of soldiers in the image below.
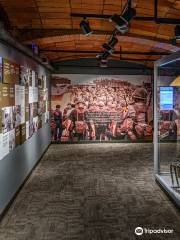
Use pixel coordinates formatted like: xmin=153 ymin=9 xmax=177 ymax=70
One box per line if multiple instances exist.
xmin=51 ymin=75 xmax=153 ymax=142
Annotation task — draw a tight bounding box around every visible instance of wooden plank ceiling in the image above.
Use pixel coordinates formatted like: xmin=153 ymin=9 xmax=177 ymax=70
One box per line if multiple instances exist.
xmin=0 ymin=0 xmax=180 ymax=67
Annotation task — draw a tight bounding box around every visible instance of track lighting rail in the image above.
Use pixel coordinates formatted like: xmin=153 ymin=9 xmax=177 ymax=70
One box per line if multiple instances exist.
xmin=71 ymin=13 xmax=180 ymax=25
xmin=71 ymin=0 xmax=180 ymax=25
xmin=40 ymin=49 xmax=170 ymax=56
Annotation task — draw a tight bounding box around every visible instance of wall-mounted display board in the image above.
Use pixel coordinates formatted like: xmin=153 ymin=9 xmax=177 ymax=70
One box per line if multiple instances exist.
xmin=0 ymin=58 xmax=49 ymax=161
xmin=51 ymin=74 xmax=153 ymax=143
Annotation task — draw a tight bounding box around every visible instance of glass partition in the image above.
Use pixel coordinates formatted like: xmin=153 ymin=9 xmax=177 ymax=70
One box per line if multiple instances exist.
xmin=154 ymin=52 xmax=180 ymax=206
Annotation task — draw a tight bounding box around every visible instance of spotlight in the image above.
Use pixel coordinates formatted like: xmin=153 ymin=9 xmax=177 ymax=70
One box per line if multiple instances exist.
xmin=175 ymin=25 xmax=180 ymax=39
xmin=109 ymin=7 xmax=136 ymax=33
xmin=171 ymin=38 xmax=177 ymax=46
xmin=80 ymin=17 xmax=93 ymax=36
xmin=102 ymin=35 xmax=118 ymax=53
xmin=96 ymin=51 xmax=110 ymax=68
xmin=100 ymin=59 xmax=108 ymax=68
xmin=96 ymin=54 xmax=101 ymax=60
xmin=171 ymin=25 xmax=180 ymax=45
xmin=96 ymin=51 xmax=111 ymax=61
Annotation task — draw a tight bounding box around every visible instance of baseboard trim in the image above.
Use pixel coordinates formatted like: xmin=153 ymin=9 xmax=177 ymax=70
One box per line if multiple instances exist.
xmin=51 ymin=140 xmax=153 ymax=144
xmin=155 ymin=177 xmax=180 ymax=211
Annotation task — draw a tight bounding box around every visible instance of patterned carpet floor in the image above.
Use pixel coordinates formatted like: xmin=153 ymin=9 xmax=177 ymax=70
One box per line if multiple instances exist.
xmin=0 ymin=143 xmax=180 ymax=240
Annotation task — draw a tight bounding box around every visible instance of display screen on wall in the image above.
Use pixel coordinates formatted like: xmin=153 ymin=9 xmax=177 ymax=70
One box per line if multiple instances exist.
xmin=51 ymin=74 xmax=153 ymax=143
xmin=160 ymin=87 xmax=174 ymax=110
xmin=159 ymin=87 xmax=180 ymax=140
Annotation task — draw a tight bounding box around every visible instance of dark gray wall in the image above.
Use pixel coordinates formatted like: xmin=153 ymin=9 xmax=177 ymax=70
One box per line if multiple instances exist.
xmin=0 ymin=125 xmax=51 ymax=215
xmin=0 ymin=41 xmax=51 ymax=215
xmin=53 ymin=58 xmax=153 ymax=75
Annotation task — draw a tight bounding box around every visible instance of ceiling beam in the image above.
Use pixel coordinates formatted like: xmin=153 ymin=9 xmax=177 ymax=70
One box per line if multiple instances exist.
xmin=18 ymin=28 xmax=175 ymax=47
xmin=71 ymin=13 xmax=154 ymax=20
xmin=40 ymin=49 xmax=170 ymax=55
xmin=19 ymin=29 xmax=109 ymax=42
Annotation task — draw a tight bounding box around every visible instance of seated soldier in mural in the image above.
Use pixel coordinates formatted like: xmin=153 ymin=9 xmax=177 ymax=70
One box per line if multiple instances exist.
xmin=118 ymin=117 xmax=137 ymax=141
xmin=144 ymin=122 xmax=153 ymax=140
xmin=90 ymin=101 xmax=109 ymax=141
xmin=159 ymin=120 xmax=172 ymax=139
xmin=119 ymin=87 xmax=153 ymax=141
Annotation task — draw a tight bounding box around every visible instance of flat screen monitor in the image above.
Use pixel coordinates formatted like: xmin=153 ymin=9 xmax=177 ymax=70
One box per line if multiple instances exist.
xmin=160 ymin=86 xmax=174 ymax=110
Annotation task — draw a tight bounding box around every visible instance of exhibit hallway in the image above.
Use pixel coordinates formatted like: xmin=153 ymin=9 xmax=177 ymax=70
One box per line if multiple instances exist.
xmin=0 ymin=143 xmax=179 ymax=240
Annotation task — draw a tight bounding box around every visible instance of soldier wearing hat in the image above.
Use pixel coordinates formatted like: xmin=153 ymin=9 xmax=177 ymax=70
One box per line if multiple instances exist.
xmin=66 ymin=100 xmax=88 ymax=141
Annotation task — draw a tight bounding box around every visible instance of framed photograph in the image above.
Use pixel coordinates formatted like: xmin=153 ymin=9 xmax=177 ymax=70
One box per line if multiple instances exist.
xmin=20 ymin=66 xmax=29 ymax=86
xmin=3 ymin=59 xmax=20 ymax=84
xmin=2 ymin=107 xmax=14 ymax=134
